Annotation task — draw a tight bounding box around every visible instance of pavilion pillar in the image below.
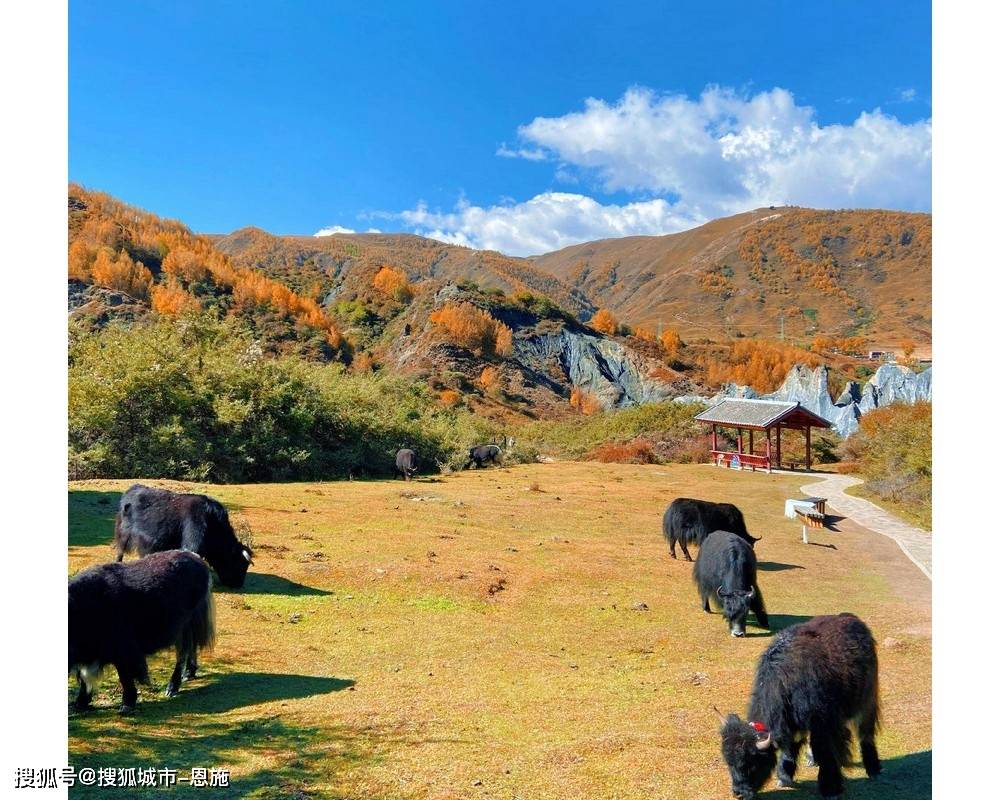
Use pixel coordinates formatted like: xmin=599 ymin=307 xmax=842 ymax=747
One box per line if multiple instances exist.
xmin=712 ymin=425 xmax=718 ymax=452
xmin=749 ymin=429 xmax=754 ymax=455
xmin=765 ymin=428 xmax=772 ymax=471
xmin=775 ymin=424 xmax=782 ymax=468
xmin=738 ymin=428 xmax=743 ymax=453
xmin=805 ymin=425 xmax=812 ymax=470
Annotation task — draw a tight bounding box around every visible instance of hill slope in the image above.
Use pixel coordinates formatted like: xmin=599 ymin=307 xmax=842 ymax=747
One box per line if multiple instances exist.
xmin=530 ymin=207 xmax=931 ymax=346
xmin=212 ymin=227 xmax=594 ymax=318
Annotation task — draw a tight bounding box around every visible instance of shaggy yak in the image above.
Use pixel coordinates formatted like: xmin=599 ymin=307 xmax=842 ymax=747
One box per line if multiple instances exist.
xmin=395 ymin=448 xmax=418 ymax=480
xmin=717 ymin=613 xmax=881 ymax=799
xmin=68 ymin=550 xmax=215 ymax=715
xmin=114 ymin=484 xmax=253 ymax=588
xmin=662 ymin=497 xmax=760 ymax=561
xmin=694 ymin=530 xmax=768 ymax=637
xmin=467 ymin=444 xmax=502 ymax=468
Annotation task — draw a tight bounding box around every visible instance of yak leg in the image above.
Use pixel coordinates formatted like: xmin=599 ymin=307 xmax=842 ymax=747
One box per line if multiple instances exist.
xmin=73 ymin=674 xmax=93 ymax=711
xmin=668 ymin=535 xmax=678 ymax=559
xmin=776 ymin=738 xmax=803 ymax=787
xmin=857 ymin=702 xmax=882 ymax=778
xmin=115 ymin=663 xmax=140 ymax=715
xmin=680 ymin=538 xmax=693 ymax=562
xmin=810 ymin=727 xmax=848 ymax=798
xmin=185 ymin=651 xmax=199 ymax=681
xmin=701 ymin=592 xmax=711 ymax=613
xmin=113 ymin=514 xmax=126 ymax=561
xmin=751 ymin=587 xmax=769 ymax=628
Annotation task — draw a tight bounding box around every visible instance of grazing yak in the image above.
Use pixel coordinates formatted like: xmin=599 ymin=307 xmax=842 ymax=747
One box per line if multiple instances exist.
xmin=663 ymin=497 xmax=760 ymax=561
xmin=717 ymin=613 xmax=881 ymax=799
xmin=395 ymin=448 xmax=418 ymax=481
xmin=68 ymin=550 xmax=215 ymax=715
xmin=467 ymin=443 xmax=502 ymax=468
xmin=694 ymin=530 xmax=768 ymax=637
xmin=114 ymin=484 xmax=253 ymax=588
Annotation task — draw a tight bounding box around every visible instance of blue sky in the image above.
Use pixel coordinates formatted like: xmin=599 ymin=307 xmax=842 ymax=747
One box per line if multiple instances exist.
xmin=70 ymin=1 xmax=931 ymax=255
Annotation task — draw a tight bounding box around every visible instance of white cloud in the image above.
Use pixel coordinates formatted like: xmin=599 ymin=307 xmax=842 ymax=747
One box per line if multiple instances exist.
xmin=513 ymin=85 xmax=931 ymax=217
xmin=394 ymin=85 xmax=931 ymax=256
xmin=314 ymin=225 xmax=355 ymax=236
xmin=496 ymin=143 xmax=547 ymax=161
xmin=400 ymin=192 xmax=702 ymax=256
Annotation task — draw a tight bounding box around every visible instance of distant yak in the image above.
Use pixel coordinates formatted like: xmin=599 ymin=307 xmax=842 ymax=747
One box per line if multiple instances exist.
xmin=467 ymin=444 xmax=502 ymax=468
xmin=717 ymin=613 xmax=881 ymax=799
xmin=114 ymin=484 xmax=253 ymax=588
xmin=395 ymin=448 xmax=418 ymax=481
xmin=694 ymin=530 xmax=768 ymax=637
xmin=68 ymin=550 xmax=215 ymax=715
xmin=663 ymin=498 xmax=760 ymax=561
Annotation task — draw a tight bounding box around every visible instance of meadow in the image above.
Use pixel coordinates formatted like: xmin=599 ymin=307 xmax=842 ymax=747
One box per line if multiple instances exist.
xmin=68 ymin=462 xmax=930 ymax=799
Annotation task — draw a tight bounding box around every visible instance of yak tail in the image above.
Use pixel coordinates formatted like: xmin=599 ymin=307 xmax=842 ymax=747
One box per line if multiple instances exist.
xmin=191 ymin=574 xmax=216 ymax=653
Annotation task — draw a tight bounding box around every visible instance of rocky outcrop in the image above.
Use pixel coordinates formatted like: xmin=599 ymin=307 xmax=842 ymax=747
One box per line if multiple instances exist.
xmin=68 ymin=280 xmax=149 ymax=330
xmin=516 ymin=329 xmax=674 ymax=408
xmin=675 ymin=363 xmax=932 ymax=437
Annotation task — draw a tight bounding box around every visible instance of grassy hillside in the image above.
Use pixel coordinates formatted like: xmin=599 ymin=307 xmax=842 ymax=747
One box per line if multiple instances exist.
xmin=68 ymin=463 xmax=930 ymax=800
xmin=212 ymin=227 xmax=593 ymax=319
xmin=530 ymin=207 xmax=931 ymax=347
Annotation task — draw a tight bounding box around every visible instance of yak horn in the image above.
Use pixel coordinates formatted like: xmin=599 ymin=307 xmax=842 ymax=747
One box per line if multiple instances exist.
xmin=755 ymin=732 xmax=773 ymax=750
xmin=751 ymin=535 xmax=762 ymax=542
xmin=712 ymin=705 xmax=727 ymax=724
xmin=746 ymin=585 xmax=755 ymax=599
xmin=717 ymin=586 xmax=727 ymax=598
xmin=242 ymin=549 xmax=253 ymax=564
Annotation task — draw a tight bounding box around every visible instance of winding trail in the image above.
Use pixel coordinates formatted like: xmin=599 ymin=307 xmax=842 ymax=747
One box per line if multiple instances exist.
xmin=798 ymin=472 xmax=932 ymax=580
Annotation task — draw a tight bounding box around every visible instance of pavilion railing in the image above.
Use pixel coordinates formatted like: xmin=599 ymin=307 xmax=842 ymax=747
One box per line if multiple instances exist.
xmin=710 ymin=450 xmax=771 ymax=472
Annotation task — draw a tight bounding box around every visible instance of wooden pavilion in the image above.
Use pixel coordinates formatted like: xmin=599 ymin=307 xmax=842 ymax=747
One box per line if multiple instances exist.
xmin=694 ymin=398 xmax=832 ymax=472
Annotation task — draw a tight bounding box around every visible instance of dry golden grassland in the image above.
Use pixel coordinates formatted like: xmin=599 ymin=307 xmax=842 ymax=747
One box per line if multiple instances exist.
xmin=68 ymin=463 xmax=930 ymax=799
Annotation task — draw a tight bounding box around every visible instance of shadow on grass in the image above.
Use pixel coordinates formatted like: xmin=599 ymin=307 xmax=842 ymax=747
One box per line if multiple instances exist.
xmin=757 ymin=561 xmax=805 ymax=572
xmin=69 ymin=712 xmax=371 ymax=799
xmin=758 ymin=750 xmax=930 ymax=800
xmin=767 ymin=614 xmax=815 ymax=632
xmin=157 ymin=671 xmax=354 ymax=715
xmin=222 ymin=572 xmax=333 ymax=597
xmin=69 ymin=490 xmax=122 ymax=550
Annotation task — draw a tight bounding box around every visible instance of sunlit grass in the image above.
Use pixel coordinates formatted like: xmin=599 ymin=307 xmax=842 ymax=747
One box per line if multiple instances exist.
xmin=68 ymin=463 xmax=930 ymax=799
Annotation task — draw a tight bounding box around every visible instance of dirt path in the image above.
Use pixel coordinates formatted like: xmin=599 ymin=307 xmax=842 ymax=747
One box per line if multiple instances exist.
xmin=799 ymin=472 xmax=932 ymax=580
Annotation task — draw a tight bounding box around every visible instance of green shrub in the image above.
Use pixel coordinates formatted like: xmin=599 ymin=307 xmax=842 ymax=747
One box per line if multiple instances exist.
xmin=69 ymin=316 xmax=497 ymax=482
xmin=840 ymin=401 xmax=931 ymax=527
xmin=517 ymin=401 xmax=707 ymax=462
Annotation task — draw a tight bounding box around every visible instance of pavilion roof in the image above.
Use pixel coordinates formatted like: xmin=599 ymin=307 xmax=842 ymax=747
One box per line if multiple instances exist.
xmin=694 ymin=398 xmax=832 ymax=430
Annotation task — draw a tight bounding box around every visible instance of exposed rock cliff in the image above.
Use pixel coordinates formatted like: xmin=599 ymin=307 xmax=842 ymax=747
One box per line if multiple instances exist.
xmin=677 ymin=363 xmax=932 ymax=437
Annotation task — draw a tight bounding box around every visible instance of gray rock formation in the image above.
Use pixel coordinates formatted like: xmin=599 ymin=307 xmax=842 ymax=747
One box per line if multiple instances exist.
xmin=516 ymin=329 xmax=673 ymax=407
xmin=676 ymin=363 xmax=932 ymax=437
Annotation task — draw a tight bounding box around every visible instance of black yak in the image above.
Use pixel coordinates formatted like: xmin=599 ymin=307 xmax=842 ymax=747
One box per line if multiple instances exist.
xmin=68 ymin=550 xmax=215 ymax=715
xmin=717 ymin=613 xmax=881 ymax=799
xmin=693 ymin=530 xmax=768 ymax=637
xmin=662 ymin=497 xmax=760 ymax=561
xmin=467 ymin=444 xmax=502 ymax=468
xmin=395 ymin=448 xmax=418 ymax=480
xmin=114 ymin=484 xmax=253 ymax=588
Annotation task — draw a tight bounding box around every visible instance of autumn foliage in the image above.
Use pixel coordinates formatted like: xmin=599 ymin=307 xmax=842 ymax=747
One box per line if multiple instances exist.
xmin=479 ymin=366 xmax=502 ymax=394
xmin=429 ymin=302 xmax=514 ymax=357
xmin=659 ymin=328 xmax=682 ymax=357
xmin=372 ymin=266 xmax=413 ymax=302
xmin=438 ymin=389 xmax=462 ymax=407
xmin=151 ymin=281 xmax=199 ymax=316
xmin=569 ymin=387 xmax=603 ymax=415
xmin=591 ymin=308 xmax=618 ymax=335
xmin=90 ymin=249 xmax=154 ymax=300
xmin=702 ymin=339 xmax=822 ymax=393
xmin=68 ymin=185 xmax=346 ymax=357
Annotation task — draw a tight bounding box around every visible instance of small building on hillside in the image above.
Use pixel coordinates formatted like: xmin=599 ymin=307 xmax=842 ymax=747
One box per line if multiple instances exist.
xmin=694 ymin=398 xmax=832 ymax=472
